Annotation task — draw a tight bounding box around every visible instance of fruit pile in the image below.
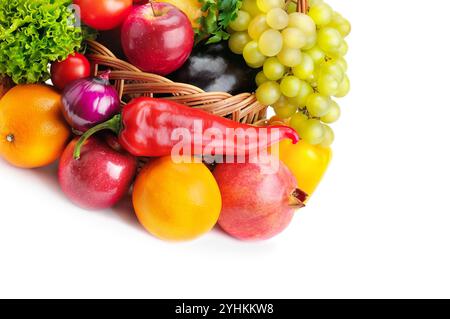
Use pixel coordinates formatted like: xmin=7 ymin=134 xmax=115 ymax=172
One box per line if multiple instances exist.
xmin=229 ymin=0 xmax=350 ymax=146
xmin=0 ymin=0 xmax=349 ymax=242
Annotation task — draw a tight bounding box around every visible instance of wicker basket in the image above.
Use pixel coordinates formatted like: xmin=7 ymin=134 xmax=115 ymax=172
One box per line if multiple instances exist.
xmin=86 ymin=0 xmax=309 ymax=125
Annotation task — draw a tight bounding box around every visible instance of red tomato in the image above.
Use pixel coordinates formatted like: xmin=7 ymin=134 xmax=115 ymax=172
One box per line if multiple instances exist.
xmin=50 ymin=53 xmax=91 ymax=91
xmin=73 ymin=0 xmax=133 ymax=31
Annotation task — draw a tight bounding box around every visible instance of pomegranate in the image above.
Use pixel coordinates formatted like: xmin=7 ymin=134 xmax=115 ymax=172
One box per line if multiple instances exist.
xmin=213 ymin=156 xmax=307 ymax=241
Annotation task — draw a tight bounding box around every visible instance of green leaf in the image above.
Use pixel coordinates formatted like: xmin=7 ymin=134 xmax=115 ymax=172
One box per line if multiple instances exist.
xmin=196 ymin=0 xmax=242 ymax=45
xmin=0 ymin=0 xmax=93 ymax=84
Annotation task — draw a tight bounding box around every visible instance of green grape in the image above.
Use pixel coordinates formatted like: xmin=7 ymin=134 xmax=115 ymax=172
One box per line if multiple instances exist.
xmin=317 ymin=27 xmax=343 ymax=54
xmin=277 ymin=47 xmax=302 ymax=67
xmin=309 ymin=68 xmax=320 ymax=87
xmin=259 ymin=29 xmax=283 ymax=56
xmin=290 ymin=112 xmax=309 ymax=133
xmin=263 ymin=57 xmax=286 ymax=81
xmin=317 ymin=74 xmax=340 ymax=96
xmin=273 ymin=96 xmax=297 ymax=119
xmin=308 ymin=3 xmax=333 ymax=26
xmin=229 ymin=10 xmax=251 ymax=31
xmin=247 ymin=61 xmax=266 ymax=68
xmin=282 ymin=27 xmax=307 ymax=49
xmin=228 ymin=32 xmax=251 ymax=54
xmin=328 ymin=41 xmax=348 ymax=59
xmin=280 ymin=76 xmax=302 ymax=98
xmin=300 ymin=119 xmax=324 ymax=145
xmin=243 ymin=41 xmax=266 ymax=66
xmin=255 ymin=71 xmax=269 ymax=86
xmin=306 ymin=93 xmax=331 ymax=117
xmin=303 ymin=33 xmax=317 ymax=50
xmin=248 ymin=63 xmax=265 ymax=68
xmin=320 ymin=124 xmax=335 ymax=147
xmin=321 ymin=60 xmax=344 ymax=83
xmin=308 ymin=0 xmax=324 ymax=6
xmin=338 ymin=41 xmax=349 ymax=57
xmin=256 ymin=0 xmax=284 ymax=13
xmin=286 ymin=1 xmax=297 ymax=13
xmin=305 ymin=46 xmax=326 ymax=65
xmin=329 ymin=13 xmax=351 ymax=37
xmin=321 ymin=100 xmax=341 ymax=123
xmin=333 ymin=58 xmax=348 ymax=72
xmin=248 ymin=15 xmax=269 ymax=40
xmin=288 ymin=80 xmax=313 ymax=106
xmin=256 ymin=81 xmax=281 ymax=105
xmin=292 ymin=54 xmax=315 ymax=80
xmin=241 ymin=0 xmax=263 ymax=17
xmin=266 ymin=8 xmax=289 ymax=30
xmin=288 ymin=13 xmax=316 ymax=37
xmin=335 ymin=75 xmax=350 ymax=97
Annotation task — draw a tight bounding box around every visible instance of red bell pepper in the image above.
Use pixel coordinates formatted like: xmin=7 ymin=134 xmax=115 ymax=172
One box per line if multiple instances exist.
xmin=74 ymin=97 xmax=299 ymax=159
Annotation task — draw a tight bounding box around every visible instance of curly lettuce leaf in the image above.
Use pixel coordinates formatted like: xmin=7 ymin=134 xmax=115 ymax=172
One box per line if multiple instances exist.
xmin=0 ymin=0 xmax=85 ymax=84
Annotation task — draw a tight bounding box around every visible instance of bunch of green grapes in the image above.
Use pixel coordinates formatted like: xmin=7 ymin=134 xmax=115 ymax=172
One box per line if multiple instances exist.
xmin=228 ymin=0 xmax=351 ymax=146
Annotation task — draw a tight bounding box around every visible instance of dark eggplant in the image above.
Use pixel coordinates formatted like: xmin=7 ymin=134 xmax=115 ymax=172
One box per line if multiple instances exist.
xmin=169 ymin=42 xmax=258 ymax=95
xmin=96 ymin=27 xmax=126 ymax=61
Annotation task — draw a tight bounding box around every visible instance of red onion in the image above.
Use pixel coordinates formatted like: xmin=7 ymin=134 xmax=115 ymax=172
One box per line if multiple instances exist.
xmin=61 ymin=71 xmax=120 ymax=133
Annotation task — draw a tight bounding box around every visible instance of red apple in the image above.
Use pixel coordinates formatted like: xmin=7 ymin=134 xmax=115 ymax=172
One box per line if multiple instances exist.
xmin=213 ymin=156 xmax=307 ymax=241
xmin=121 ymin=2 xmax=194 ymax=75
xmin=58 ymin=136 xmax=138 ymax=210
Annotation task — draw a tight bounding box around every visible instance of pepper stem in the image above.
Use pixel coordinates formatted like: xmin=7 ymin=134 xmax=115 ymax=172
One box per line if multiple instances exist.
xmin=73 ymin=114 xmax=122 ymax=160
xmin=269 ymin=125 xmax=300 ymax=145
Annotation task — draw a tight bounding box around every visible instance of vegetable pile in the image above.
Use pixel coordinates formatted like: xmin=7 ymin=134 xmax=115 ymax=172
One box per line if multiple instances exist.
xmin=0 ymin=0 xmax=85 ymax=84
xmin=0 ymin=0 xmax=350 ymax=242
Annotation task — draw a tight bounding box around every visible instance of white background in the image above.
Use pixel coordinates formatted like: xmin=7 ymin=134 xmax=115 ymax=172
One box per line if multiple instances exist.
xmin=1 ymin=0 xmax=450 ymax=299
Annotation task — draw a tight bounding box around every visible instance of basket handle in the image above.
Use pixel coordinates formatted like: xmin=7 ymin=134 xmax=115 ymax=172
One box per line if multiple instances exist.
xmin=295 ymin=0 xmax=309 ymax=13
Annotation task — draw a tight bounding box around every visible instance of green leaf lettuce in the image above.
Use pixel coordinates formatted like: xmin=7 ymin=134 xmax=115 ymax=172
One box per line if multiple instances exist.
xmin=0 ymin=0 xmax=84 ymax=84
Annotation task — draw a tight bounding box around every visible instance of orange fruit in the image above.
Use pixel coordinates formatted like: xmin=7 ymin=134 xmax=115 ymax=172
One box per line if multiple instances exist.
xmin=133 ymin=157 xmax=222 ymax=241
xmin=0 ymin=84 xmax=71 ymax=168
